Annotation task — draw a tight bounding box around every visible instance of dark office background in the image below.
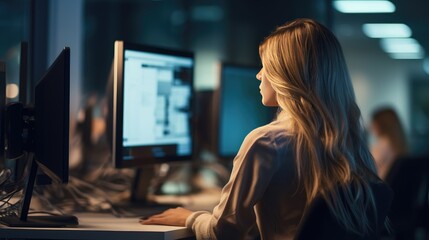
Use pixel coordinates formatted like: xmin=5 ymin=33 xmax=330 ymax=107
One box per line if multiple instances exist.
xmin=1 ymin=0 xmax=429 ymax=162
xmin=1 ymin=1 xmax=429 ymax=239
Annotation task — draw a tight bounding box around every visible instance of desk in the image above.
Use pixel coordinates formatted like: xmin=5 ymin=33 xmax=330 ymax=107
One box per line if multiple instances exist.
xmin=0 ymin=213 xmax=195 ymax=240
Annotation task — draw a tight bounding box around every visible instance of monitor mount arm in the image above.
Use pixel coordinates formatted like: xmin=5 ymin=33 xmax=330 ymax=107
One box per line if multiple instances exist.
xmin=5 ymin=102 xmax=35 ymax=161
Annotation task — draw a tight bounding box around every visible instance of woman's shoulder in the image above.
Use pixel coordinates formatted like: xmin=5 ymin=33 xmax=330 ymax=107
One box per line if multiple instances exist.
xmin=249 ymin=120 xmax=292 ymax=138
xmin=244 ymin=120 xmax=294 ymax=149
xmin=236 ymin=120 xmax=295 ymax=170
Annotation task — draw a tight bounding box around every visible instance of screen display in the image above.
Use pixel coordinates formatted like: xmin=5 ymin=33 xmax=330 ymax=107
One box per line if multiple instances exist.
xmin=113 ymin=41 xmax=194 ymax=167
xmin=217 ymin=64 xmax=277 ymax=158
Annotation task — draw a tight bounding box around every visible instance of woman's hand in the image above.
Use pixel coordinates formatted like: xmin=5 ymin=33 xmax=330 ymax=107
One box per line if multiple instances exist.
xmin=140 ymin=207 xmax=193 ymax=226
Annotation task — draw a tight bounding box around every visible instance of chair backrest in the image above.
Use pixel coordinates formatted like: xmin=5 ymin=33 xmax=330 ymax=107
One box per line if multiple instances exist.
xmin=294 ymin=181 xmax=393 ymax=240
xmin=385 ymin=155 xmax=429 ymax=238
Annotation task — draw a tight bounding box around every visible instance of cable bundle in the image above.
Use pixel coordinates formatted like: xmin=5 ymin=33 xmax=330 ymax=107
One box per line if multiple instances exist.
xmin=0 ymin=169 xmax=23 ymax=218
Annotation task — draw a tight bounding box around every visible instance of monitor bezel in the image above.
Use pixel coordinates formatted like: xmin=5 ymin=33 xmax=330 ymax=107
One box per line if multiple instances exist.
xmin=113 ymin=41 xmax=195 ymax=168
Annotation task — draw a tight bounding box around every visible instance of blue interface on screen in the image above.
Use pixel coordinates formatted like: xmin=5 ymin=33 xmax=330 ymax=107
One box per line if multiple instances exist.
xmin=218 ymin=65 xmax=276 ymax=158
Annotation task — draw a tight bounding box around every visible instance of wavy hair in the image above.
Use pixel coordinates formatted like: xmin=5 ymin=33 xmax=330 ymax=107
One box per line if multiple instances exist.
xmin=259 ymin=18 xmax=379 ymax=235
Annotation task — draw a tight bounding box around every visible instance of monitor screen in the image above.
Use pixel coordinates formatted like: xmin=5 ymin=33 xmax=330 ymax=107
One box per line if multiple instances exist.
xmin=35 ymin=47 xmax=70 ymax=184
xmin=215 ymin=63 xmax=277 ymax=159
xmin=113 ymin=41 xmax=194 ymax=168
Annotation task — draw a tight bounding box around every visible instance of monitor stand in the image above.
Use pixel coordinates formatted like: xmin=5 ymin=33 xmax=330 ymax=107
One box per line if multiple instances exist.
xmin=0 ymin=153 xmax=78 ymax=227
xmin=132 ymin=165 xmax=161 ymax=203
xmin=112 ymin=165 xmax=182 ymax=218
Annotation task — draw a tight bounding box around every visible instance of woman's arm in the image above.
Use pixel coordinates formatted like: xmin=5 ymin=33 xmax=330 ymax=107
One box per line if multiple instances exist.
xmin=142 ymin=130 xmax=280 ymax=239
xmin=140 ymin=207 xmax=193 ymax=226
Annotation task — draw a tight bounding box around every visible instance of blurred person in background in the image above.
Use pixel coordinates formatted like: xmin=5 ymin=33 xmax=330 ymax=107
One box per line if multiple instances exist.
xmin=369 ymin=107 xmax=408 ymax=180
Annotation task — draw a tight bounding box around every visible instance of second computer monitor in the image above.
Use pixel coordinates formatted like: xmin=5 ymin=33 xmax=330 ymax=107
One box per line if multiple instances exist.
xmin=215 ymin=63 xmax=277 ymax=160
xmin=112 ymin=41 xmax=194 ymax=168
xmin=35 ymin=47 xmax=70 ymax=183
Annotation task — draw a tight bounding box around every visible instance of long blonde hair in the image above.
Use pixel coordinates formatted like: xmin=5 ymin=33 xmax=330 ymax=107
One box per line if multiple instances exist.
xmin=259 ymin=18 xmax=379 ymax=235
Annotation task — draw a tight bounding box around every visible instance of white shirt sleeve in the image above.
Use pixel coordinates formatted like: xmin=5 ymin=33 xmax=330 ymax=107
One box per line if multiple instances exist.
xmin=186 ymin=131 xmax=279 ymax=239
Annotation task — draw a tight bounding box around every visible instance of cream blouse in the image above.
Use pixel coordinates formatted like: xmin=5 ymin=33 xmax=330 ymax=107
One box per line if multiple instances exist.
xmin=186 ymin=120 xmax=306 ymax=240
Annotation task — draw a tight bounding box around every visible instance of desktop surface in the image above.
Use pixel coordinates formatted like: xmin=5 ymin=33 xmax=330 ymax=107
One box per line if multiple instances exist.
xmin=0 ymin=212 xmax=194 ymax=240
xmin=0 ymin=187 xmax=222 ymax=240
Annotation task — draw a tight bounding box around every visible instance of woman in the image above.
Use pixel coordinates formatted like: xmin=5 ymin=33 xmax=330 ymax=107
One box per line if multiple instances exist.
xmin=141 ymin=18 xmax=383 ymax=239
xmin=370 ymin=107 xmax=408 ymax=180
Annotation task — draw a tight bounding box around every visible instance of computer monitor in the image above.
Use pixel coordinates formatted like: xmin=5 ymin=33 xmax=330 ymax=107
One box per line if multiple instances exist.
xmin=34 ymin=47 xmax=70 ymax=184
xmin=112 ymin=41 xmax=194 ymax=168
xmin=0 ymin=47 xmax=77 ymax=227
xmin=0 ymin=61 xmax=5 ymax=165
xmin=110 ymin=41 xmax=195 ymax=203
xmin=13 ymin=42 xmax=29 ymax=182
xmin=214 ymin=63 xmax=277 ymax=160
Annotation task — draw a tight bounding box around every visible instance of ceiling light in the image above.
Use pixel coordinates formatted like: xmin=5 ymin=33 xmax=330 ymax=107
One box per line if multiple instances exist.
xmin=380 ymin=38 xmax=424 ymax=54
xmin=388 ymin=52 xmax=425 ymax=59
xmin=362 ymin=23 xmax=412 ymax=38
xmin=333 ymin=0 xmax=396 ymax=13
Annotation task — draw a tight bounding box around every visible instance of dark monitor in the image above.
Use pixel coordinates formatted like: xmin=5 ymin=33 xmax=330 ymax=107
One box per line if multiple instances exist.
xmin=0 ymin=47 xmax=77 ymax=227
xmin=19 ymin=42 xmax=28 ymax=105
xmin=34 ymin=47 xmax=70 ymax=184
xmin=112 ymin=41 xmax=194 ymax=168
xmin=214 ymin=63 xmax=277 ymax=160
xmin=0 ymin=61 xmax=5 ymax=164
xmin=13 ymin=42 xmax=29 ymax=182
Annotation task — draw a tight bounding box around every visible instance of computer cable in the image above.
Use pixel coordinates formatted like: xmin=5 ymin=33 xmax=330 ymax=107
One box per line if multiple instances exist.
xmin=32 ymin=189 xmax=65 ymax=215
xmin=0 ymin=186 xmax=21 ymax=207
xmin=85 ymin=154 xmax=133 ymax=192
xmin=34 ymin=179 xmax=87 ymax=214
xmin=34 ymin=174 xmax=123 ymax=217
xmin=0 ymin=169 xmax=24 ymax=218
xmin=0 ymin=169 xmax=12 ymax=186
xmin=68 ymin=177 xmax=118 ymax=213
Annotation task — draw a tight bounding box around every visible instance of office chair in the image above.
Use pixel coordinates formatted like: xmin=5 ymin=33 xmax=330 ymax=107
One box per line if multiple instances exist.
xmin=294 ymin=181 xmax=393 ymax=240
xmin=384 ymin=155 xmax=429 ymax=239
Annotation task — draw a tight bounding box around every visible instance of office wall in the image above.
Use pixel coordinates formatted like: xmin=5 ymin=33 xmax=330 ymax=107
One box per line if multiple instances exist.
xmin=81 ymin=0 xmax=325 ymax=97
xmin=48 ymin=0 xmax=83 ymax=135
xmin=342 ymin=39 xmax=429 ymax=154
xmin=346 ymin=49 xmax=410 ymax=132
xmin=4 ymin=0 xmax=426 ymax=154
